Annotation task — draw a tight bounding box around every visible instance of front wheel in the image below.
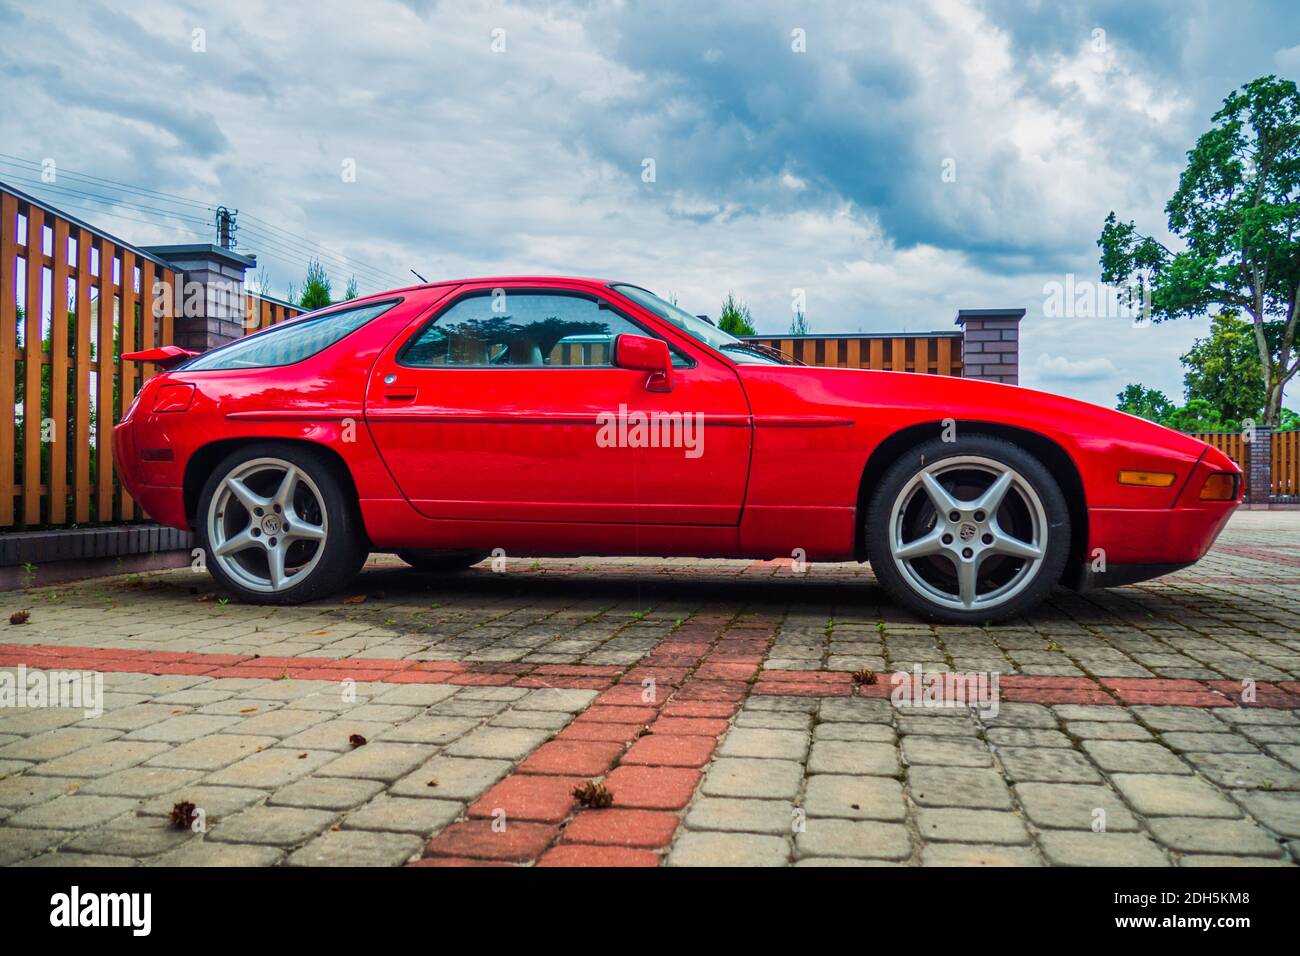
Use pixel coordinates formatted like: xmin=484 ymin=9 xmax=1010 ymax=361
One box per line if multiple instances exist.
xmin=865 ymin=435 xmax=1070 ymax=623
xmin=197 ymin=444 xmax=366 ymax=604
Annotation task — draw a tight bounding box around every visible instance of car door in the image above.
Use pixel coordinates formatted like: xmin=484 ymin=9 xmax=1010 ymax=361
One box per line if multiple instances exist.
xmin=364 ymin=282 xmax=752 ymax=525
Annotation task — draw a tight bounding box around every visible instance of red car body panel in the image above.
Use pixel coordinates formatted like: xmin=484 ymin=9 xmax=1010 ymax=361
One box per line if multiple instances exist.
xmin=113 ymin=277 xmax=1241 ymax=584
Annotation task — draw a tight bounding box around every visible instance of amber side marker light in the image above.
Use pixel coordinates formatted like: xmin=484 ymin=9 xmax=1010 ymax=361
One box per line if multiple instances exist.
xmin=1200 ymin=472 xmax=1238 ymax=501
xmin=1117 ymin=470 xmax=1176 ymax=488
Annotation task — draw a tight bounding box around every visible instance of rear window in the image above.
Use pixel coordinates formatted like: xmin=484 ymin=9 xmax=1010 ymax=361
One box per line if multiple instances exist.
xmin=182 ymin=300 xmax=398 ymax=371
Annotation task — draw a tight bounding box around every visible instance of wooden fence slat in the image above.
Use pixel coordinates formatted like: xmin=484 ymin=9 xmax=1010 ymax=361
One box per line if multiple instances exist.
xmin=914 ymin=337 xmax=930 ymax=376
xmin=119 ymin=250 xmax=137 ymax=519
xmin=140 ymin=259 xmax=156 ymax=381
xmin=49 ymin=217 xmax=71 ymax=525
xmin=845 ymin=338 xmax=861 ymax=369
xmin=890 ymin=338 xmax=907 ymax=372
xmin=869 ymin=339 xmax=883 ymax=370
xmin=74 ymin=228 xmax=92 ymax=523
xmin=22 ymin=205 xmax=45 ymax=526
xmin=96 ymin=239 xmax=116 ymax=523
xmin=0 ymin=192 xmax=17 ymax=526
xmin=937 ymin=337 xmax=952 ymax=376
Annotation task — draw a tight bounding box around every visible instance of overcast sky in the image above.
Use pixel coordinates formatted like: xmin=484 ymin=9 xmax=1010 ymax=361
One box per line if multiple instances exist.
xmin=2 ymin=0 xmax=1298 ymax=407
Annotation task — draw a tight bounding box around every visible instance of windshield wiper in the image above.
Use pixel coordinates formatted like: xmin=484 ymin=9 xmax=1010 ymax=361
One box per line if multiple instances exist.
xmin=719 ymin=342 xmax=801 ymax=365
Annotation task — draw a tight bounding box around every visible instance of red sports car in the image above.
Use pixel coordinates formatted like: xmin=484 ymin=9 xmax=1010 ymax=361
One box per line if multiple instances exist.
xmin=114 ymin=277 xmax=1241 ymax=623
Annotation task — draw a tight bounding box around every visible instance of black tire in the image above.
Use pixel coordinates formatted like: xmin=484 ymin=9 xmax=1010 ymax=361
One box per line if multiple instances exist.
xmin=865 ymin=434 xmax=1070 ymax=624
xmin=196 ymin=443 xmax=367 ymax=605
xmin=396 ymin=550 xmax=488 ymax=573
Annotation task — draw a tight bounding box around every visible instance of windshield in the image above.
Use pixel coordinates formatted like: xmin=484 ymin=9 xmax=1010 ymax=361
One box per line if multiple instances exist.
xmin=610 ymin=284 xmax=791 ymax=365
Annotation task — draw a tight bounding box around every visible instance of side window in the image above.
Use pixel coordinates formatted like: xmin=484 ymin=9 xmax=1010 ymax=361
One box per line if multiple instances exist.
xmin=183 ymin=300 xmax=397 ymax=371
xmin=401 ymin=292 xmax=686 ymax=367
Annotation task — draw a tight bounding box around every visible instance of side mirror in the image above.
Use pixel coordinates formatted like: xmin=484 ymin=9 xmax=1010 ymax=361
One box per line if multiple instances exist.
xmin=613 ymin=334 xmax=673 ymax=392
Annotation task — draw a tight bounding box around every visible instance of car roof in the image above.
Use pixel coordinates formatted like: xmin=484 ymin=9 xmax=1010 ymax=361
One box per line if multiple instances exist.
xmin=346 ymin=276 xmax=627 ymax=304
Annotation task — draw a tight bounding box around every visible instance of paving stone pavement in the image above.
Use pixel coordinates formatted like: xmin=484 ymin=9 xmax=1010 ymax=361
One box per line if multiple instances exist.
xmin=0 ymin=511 xmax=1297 ymax=866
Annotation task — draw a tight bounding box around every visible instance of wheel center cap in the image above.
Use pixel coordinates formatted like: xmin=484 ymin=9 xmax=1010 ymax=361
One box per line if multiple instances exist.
xmin=261 ymin=514 xmax=282 ymax=535
xmin=957 ymin=521 xmax=978 ymax=542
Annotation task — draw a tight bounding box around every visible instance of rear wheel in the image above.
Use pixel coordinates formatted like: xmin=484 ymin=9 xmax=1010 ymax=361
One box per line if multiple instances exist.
xmin=396 ymin=550 xmax=488 ymax=573
xmin=866 ymin=435 xmax=1070 ymax=623
xmin=197 ymin=444 xmax=366 ymax=604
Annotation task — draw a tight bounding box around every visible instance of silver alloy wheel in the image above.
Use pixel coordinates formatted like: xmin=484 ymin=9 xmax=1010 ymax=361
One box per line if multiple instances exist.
xmin=206 ymin=457 xmax=329 ymax=594
xmin=888 ymin=455 xmax=1047 ymax=612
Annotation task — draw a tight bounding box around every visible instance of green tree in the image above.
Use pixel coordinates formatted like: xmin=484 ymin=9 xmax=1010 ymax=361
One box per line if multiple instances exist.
xmin=1116 ymin=383 xmax=1176 ymax=422
xmin=298 ymin=259 xmax=332 ymax=310
xmin=1099 ymin=75 xmax=1300 ymax=427
xmin=717 ymin=292 xmax=755 ymax=336
xmin=344 ymin=275 xmax=359 ymax=300
xmin=788 ymin=309 xmax=810 ymax=335
xmin=1179 ymin=312 xmax=1274 ymax=423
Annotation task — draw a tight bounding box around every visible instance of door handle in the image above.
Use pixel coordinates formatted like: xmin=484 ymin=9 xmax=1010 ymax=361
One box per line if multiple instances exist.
xmin=383 ymin=387 xmax=418 ymax=401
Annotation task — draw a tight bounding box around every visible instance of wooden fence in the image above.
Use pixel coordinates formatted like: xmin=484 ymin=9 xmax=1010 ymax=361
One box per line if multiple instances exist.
xmin=740 ymin=333 xmax=964 ymax=375
xmin=0 ymin=183 xmax=302 ymax=532
xmin=1186 ymin=429 xmax=1300 ymax=499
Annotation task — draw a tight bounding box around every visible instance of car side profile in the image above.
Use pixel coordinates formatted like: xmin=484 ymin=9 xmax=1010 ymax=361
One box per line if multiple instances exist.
xmin=113 ymin=277 xmax=1242 ymax=623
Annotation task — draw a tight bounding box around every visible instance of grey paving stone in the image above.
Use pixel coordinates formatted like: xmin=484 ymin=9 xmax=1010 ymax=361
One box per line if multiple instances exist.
xmin=896 ymin=714 xmax=980 ymax=737
xmin=909 ymin=766 xmax=1013 ymax=810
xmin=444 ymin=727 xmax=553 ymax=761
xmin=1234 ymin=790 xmax=1300 ymax=838
xmin=996 ymin=746 xmax=1102 ymax=783
xmin=288 ymin=829 xmax=423 ymax=867
xmin=812 ymin=722 xmax=894 ymax=742
xmin=806 ymin=740 xmax=900 ymax=776
xmin=209 ymin=805 xmax=337 ymax=846
xmin=138 ymin=785 xmax=268 ymax=822
xmin=342 ymin=795 xmax=462 ymax=835
xmin=428 ymin=698 xmax=510 ymax=718
xmin=80 ymin=766 xmax=203 ymax=798
xmin=701 ymin=758 xmax=805 ymax=800
xmin=148 ymin=840 xmax=285 ymax=867
xmin=734 ymin=711 xmax=813 ymax=731
xmin=817 ymin=698 xmax=893 ymax=722
xmin=1146 ymin=817 xmax=1283 ymax=857
xmin=269 ymin=776 xmax=385 ymax=811
xmin=1161 ymin=732 xmax=1259 ymax=754
xmin=391 ymin=756 xmax=512 ymax=800
xmin=1178 ymin=854 xmax=1295 ymax=867
xmin=0 ymin=775 xmax=76 ymax=809
xmin=1110 ymin=773 xmax=1241 ymax=818
xmin=1185 ymin=752 xmax=1300 ymax=790
xmin=123 ymin=713 xmax=241 ymax=743
xmin=1013 ymin=783 xmax=1138 ymax=831
xmin=205 ymin=748 xmax=336 ymax=788
xmin=143 ymin=734 xmax=277 ymax=771
xmin=277 ymin=719 xmax=396 ymax=752
xmin=915 ymin=808 xmax=1031 ymax=845
xmin=979 ymin=703 xmax=1056 ymax=729
xmin=667 ymin=831 xmax=790 ymax=866
xmin=65 ymin=818 xmax=194 ymax=857
xmin=231 ymin=708 xmax=329 ymax=738
xmin=795 ymin=818 xmax=911 ymax=860
xmin=1132 ymin=706 xmax=1227 ymax=733
xmin=487 ymin=710 xmax=572 ymax=730
xmin=26 ymin=851 xmax=138 ymax=867
xmin=684 ymin=797 xmax=796 ymax=834
xmin=1080 ymin=740 xmax=1191 ymax=775
xmin=81 ymin=702 xmax=179 ymax=732
xmin=922 ymin=844 xmax=1041 ymax=866
xmin=0 ymin=728 xmax=121 ymax=762
xmin=370 ymin=684 xmax=461 ymax=706
xmin=1066 ymin=721 xmax=1152 ymax=741
xmin=717 ymin=728 xmax=810 ymax=761
xmin=0 ymin=826 xmax=66 ymax=865
xmin=803 ymin=774 xmax=906 ymax=821
xmin=7 ymin=794 xmax=136 ymax=830
xmin=1051 ymin=705 xmax=1132 ymax=722
xmin=512 ymin=688 xmax=599 ymax=712
xmin=902 ymin=735 xmax=992 ymax=767
xmin=985 ymin=727 xmax=1072 ymax=748
xmin=1038 ymin=831 xmax=1170 ymax=866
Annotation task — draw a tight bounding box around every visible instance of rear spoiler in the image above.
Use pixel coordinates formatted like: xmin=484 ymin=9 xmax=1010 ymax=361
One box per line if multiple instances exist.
xmin=122 ymin=346 xmax=199 ymax=369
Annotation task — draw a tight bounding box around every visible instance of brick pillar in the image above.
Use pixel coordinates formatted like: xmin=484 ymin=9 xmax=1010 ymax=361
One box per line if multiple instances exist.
xmin=143 ymin=243 xmax=257 ymax=352
xmin=956 ymin=308 xmax=1024 ymax=385
xmin=1246 ymin=425 xmax=1272 ymax=504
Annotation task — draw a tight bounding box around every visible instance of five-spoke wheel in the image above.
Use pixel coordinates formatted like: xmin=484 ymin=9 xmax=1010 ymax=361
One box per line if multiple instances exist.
xmin=867 ymin=436 xmax=1069 ymax=623
xmin=197 ymin=444 xmax=366 ymax=604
